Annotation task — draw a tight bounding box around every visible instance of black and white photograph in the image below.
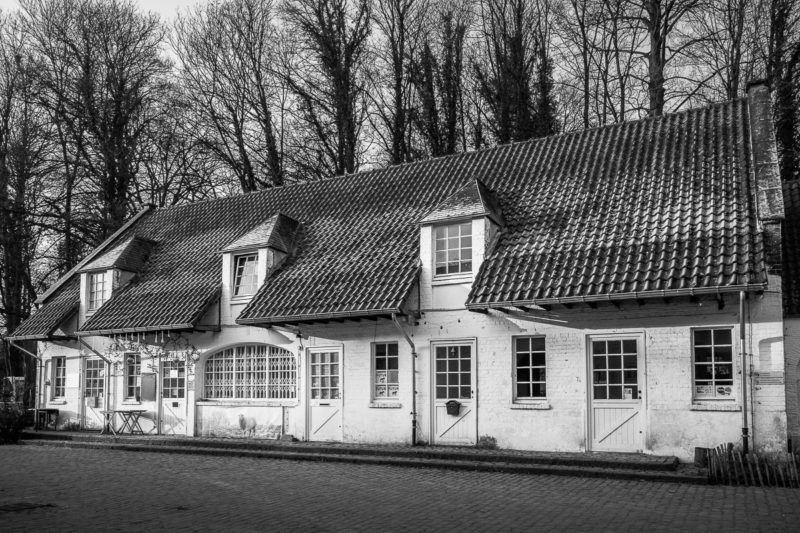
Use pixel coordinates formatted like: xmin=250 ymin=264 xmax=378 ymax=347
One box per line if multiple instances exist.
xmin=1 ymin=0 xmax=800 ymax=530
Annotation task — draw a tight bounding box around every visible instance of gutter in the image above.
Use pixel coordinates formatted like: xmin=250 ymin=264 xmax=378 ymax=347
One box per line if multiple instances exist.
xmin=391 ymin=313 xmax=417 ymax=446
xmin=35 ymin=205 xmax=155 ymax=305
xmin=466 ymin=284 xmax=767 ymax=311
xmin=237 ymin=307 xmax=402 ymax=326
xmin=77 ymin=323 xmax=195 ymax=336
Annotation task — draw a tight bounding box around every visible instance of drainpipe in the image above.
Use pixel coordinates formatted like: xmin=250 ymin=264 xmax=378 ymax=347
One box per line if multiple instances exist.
xmin=8 ymin=340 xmax=41 ymax=410
xmin=739 ymin=291 xmax=749 ymax=454
xmin=391 ymin=313 xmax=417 ymax=446
xmin=156 ymin=351 xmax=162 ymax=435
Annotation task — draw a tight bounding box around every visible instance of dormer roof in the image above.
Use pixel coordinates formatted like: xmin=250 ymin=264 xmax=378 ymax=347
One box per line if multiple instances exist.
xmin=79 ymin=236 xmax=156 ymax=273
xmin=222 ymin=213 xmax=300 ymax=254
xmin=420 ymin=179 xmax=504 ymax=226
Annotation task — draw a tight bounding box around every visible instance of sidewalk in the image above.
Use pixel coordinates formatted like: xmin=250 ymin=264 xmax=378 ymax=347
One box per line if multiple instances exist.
xmin=21 ymin=430 xmax=707 ymax=484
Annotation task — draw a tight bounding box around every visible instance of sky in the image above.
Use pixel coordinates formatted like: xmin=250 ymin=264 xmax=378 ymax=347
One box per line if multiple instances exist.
xmin=0 ymin=0 xmax=198 ymax=20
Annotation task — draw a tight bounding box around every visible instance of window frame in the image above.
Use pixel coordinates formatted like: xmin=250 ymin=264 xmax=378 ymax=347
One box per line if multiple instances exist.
xmin=372 ymin=341 xmax=400 ymax=402
xmin=87 ymin=271 xmax=107 ymax=312
xmin=433 ymin=221 xmax=473 ymax=278
xmin=124 ymin=352 xmax=141 ymax=401
xmin=52 ymin=356 xmax=66 ymax=399
xmin=232 ymin=252 xmax=259 ymax=298
xmin=692 ymin=327 xmax=735 ymax=401
xmin=202 ymin=344 xmax=297 ymax=402
xmin=84 ymin=359 xmax=105 ymax=398
xmin=513 ymin=335 xmax=547 ymax=401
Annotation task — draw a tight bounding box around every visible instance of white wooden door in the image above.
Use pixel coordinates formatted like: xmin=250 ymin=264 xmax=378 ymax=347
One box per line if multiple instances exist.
xmin=307 ymin=348 xmax=343 ymax=442
xmin=160 ymin=359 xmax=187 ymax=435
xmin=431 ymin=341 xmax=476 ymax=445
xmin=83 ymin=359 xmax=106 ymax=430
xmin=589 ymin=336 xmax=645 ymax=452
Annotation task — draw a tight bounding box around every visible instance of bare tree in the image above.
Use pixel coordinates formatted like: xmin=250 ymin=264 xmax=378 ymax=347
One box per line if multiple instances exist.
xmin=370 ymin=0 xmax=428 ymax=164
xmin=283 ymin=0 xmax=372 ymax=177
xmin=22 ymin=0 xmax=169 ymax=242
xmin=410 ymin=2 xmax=470 ymax=157
xmin=173 ymin=0 xmax=286 ymax=191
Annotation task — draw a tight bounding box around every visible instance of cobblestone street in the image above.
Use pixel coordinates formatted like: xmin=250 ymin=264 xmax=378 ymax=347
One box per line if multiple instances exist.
xmin=2 ymin=445 xmax=799 ymax=532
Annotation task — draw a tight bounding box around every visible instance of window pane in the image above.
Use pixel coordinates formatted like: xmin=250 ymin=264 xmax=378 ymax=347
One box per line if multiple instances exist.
xmin=516 ymin=338 xmax=530 ymax=352
xmin=517 ymin=368 xmax=530 ymax=382
xmin=593 ymin=371 xmax=607 ymax=384
xmin=531 ymin=352 xmax=546 ymax=366
xmin=608 ymin=386 xmax=622 ymax=399
xmin=694 ymin=329 xmax=712 ymax=345
xmin=436 ymin=386 xmax=447 ymax=399
xmin=388 ymin=343 xmax=398 ymax=356
xmin=531 ymin=383 xmax=546 ymax=398
xmin=608 ymin=356 xmax=622 ymax=369
xmin=714 ymin=347 xmax=732 ymax=362
xmin=530 ymin=337 xmax=545 ymax=352
xmin=623 ymin=355 xmax=637 ymax=369
xmin=592 ymin=341 xmax=606 ymax=355
xmin=607 ymin=341 xmax=622 ymax=354
xmin=695 ymin=347 xmax=712 ymax=362
xmin=594 ymin=386 xmax=607 ymax=400
xmin=517 ymin=383 xmax=531 ymax=398
xmin=695 ymin=364 xmax=713 ymax=380
xmin=608 ymin=371 xmax=622 ymax=385
xmin=460 ymin=386 xmax=471 ymax=398
xmin=375 ymin=357 xmax=386 ymax=370
xmin=622 ymin=339 xmax=637 ymax=353
xmin=531 ymin=368 xmax=546 ymax=382
xmin=593 ymin=356 xmax=606 ymax=370
xmin=516 ymin=353 xmax=530 ymax=367
xmin=714 ymin=329 xmax=732 ymax=345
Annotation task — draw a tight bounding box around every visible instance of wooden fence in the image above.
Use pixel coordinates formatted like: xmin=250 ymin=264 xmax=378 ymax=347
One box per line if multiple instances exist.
xmin=707 ymin=443 xmax=800 ymax=487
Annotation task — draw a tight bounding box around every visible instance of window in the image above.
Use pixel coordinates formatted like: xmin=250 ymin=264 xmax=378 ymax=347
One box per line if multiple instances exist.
xmin=162 ymin=360 xmax=186 ymax=399
xmin=592 ymin=338 xmax=639 ymax=400
xmin=232 ymin=253 xmax=258 ymax=297
xmin=373 ymin=342 xmax=399 ymax=400
xmin=693 ymin=328 xmax=734 ymax=399
xmin=310 ymin=350 xmax=340 ymax=400
xmin=204 ymin=344 xmax=297 ymax=400
xmin=514 ymin=337 xmax=546 ymax=399
xmin=88 ymin=272 xmax=106 ymax=311
xmin=84 ymin=359 xmax=105 ymax=397
xmin=434 ymin=222 xmax=472 ymax=276
xmin=125 ymin=353 xmax=141 ymax=400
xmin=52 ymin=357 xmax=66 ymax=398
xmin=434 ymin=344 xmax=472 ymax=399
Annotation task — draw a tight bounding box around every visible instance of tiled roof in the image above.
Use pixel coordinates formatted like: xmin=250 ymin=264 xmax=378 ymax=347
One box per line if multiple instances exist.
xmin=222 ymin=213 xmax=300 ymax=254
xmin=421 ymin=179 xmax=504 ymax=225
xmin=80 ymin=236 xmax=155 ymax=273
xmin=13 ymin=90 xmax=777 ymax=333
xmin=783 ymin=180 xmax=800 ymax=315
xmin=7 ymin=278 xmax=79 ymax=340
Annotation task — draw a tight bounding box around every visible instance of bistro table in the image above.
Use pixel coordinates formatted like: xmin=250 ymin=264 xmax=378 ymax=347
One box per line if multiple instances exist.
xmin=99 ymin=409 xmax=147 ymax=435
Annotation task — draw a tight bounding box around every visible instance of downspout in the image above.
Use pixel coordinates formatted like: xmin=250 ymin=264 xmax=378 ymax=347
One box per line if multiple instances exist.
xmin=739 ymin=291 xmax=750 ymax=454
xmin=8 ymin=340 xmax=41 ymax=410
xmin=391 ymin=313 xmax=417 ymax=446
xmin=78 ymin=337 xmax=113 ymax=423
xmin=156 ymin=351 xmax=162 ymax=435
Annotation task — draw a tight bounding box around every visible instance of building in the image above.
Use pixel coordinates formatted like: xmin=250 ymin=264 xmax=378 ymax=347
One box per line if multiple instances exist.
xmin=9 ymin=83 xmax=795 ymax=461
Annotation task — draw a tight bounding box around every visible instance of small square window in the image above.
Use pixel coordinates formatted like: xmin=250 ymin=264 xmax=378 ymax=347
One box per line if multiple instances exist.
xmin=514 ymin=336 xmax=546 ymax=400
xmin=693 ymin=328 xmax=734 ymax=399
xmin=233 ymin=253 xmax=258 ymax=297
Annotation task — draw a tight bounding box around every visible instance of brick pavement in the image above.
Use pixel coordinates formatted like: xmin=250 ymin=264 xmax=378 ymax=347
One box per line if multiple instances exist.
xmin=1 ymin=445 xmax=798 ymax=532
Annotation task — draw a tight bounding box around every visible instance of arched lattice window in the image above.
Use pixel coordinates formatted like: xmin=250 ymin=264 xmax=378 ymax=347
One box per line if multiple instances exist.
xmin=204 ymin=344 xmax=296 ymax=400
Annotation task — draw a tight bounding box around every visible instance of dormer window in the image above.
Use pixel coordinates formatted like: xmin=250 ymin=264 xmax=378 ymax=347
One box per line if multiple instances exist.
xmin=435 ymin=222 xmax=472 ymax=276
xmin=87 ymin=272 xmax=107 ymax=311
xmin=233 ymin=253 xmax=258 ymax=297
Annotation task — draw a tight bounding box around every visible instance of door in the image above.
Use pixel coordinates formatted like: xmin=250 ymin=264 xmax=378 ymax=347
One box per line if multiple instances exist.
xmin=83 ymin=359 xmax=106 ymax=429
xmin=431 ymin=341 xmax=477 ymax=445
xmin=161 ymin=359 xmax=187 ymax=435
xmin=307 ymin=348 xmax=343 ymax=442
xmin=589 ymin=335 xmax=645 ymax=452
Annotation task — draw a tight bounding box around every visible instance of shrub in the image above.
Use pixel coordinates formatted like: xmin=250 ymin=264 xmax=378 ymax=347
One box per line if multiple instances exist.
xmin=0 ymin=402 xmax=25 ymax=444
xmin=477 ymin=434 xmax=498 ymax=449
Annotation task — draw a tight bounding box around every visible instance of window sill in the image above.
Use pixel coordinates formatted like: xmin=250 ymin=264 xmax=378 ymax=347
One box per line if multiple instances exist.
xmin=196 ymin=400 xmax=299 ymax=408
xmin=690 ymin=403 xmax=741 ymax=412
xmin=432 ymin=275 xmax=473 ymax=286
xmin=230 ymin=297 xmax=253 ymax=304
xmin=122 ymin=400 xmax=141 ymax=405
xmin=49 ymin=399 xmax=67 ymax=405
xmin=369 ymin=402 xmax=402 ymax=409
xmin=510 ymin=401 xmax=551 ymax=410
